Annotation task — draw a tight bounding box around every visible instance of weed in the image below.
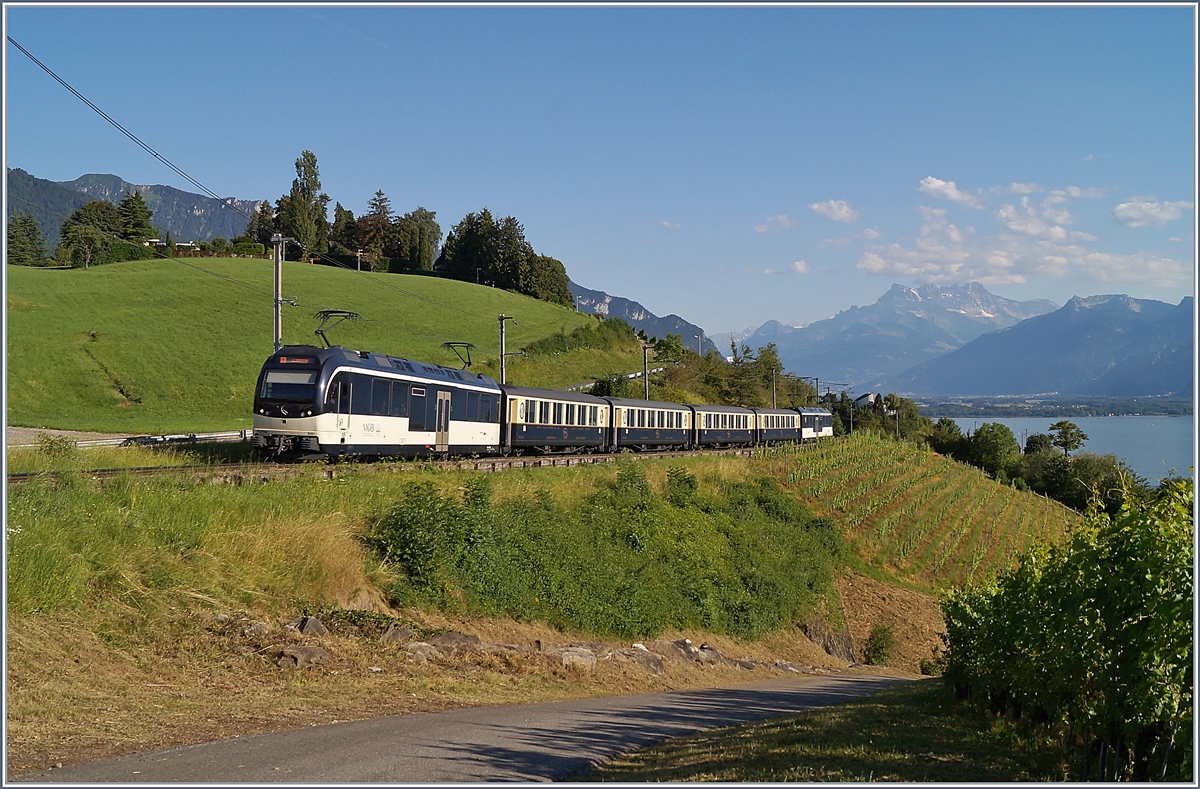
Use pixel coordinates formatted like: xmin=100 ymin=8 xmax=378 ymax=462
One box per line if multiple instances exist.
xmin=862 ymin=624 xmax=895 ymax=665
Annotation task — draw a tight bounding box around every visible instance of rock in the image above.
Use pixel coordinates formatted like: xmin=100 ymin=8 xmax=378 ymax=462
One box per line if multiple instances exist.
xmin=565 ymin=641 xmax=612 ymax=658
xmin=644 ymin=639 xmax=694 ymax=663
xmin=800 ymin=619 xmax=856 ymax=663
xmin=297 ymin=616 xmax=329 ymax=637
xmin=380 ymin=624 xmax=415 ymax=645
xmin=242 ymin=621 xmax=271 ymax=638
xmin=277 ymin=645 xmax=332 ymax=668
xmin=428 ymin=631 xmax=482 ymax=655
xmin=614 ymin=647 xmax=665 ymax=675
xmin=558 ymin=647 xmax=597 ymax=671
xmin=696 ymin=643 xmax=738 ymax=668
xmin=406 ymin=642 xmax=442 ymax=665
xmin=775 ymin=661 xmax=812 ymax=674
xmin=215 ymin=613 xmax=230 ymax=623
xmin=367 ymin=666 xmax=383 ymax=673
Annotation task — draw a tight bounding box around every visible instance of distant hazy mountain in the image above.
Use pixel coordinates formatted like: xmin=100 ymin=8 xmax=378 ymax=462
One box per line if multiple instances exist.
xmin=568 ymin=279 xmax=719 ymax=354
xmin=7 ymin=168 xmax=261 ymax=248
xmin=888 ymin=294 xmax=1194 ymax=397
xmin=709 ymin=326 xmax=762 ymax=356
xmin=59 ymin=173 xmax=260 ymax=242
xmin=748 ymin=282 xmax=1058 ymax=387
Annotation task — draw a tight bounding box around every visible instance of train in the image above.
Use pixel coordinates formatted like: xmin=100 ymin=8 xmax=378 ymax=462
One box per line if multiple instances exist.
xmin=250 ymin=344 xmax=834 ymax=460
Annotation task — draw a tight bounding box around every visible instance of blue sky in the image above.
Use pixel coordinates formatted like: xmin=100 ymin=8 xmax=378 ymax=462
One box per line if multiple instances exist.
xmin=5 ymin=5 xmax=1196 ymax=334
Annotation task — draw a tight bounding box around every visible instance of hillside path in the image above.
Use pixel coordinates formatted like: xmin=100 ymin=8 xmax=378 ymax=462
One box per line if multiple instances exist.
xmin=14 ymin=674 xmax=908 ymax=783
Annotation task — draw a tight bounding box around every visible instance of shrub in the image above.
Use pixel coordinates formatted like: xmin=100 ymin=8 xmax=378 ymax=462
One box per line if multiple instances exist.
xmin=862 ymin=623 xmax=895 ymax=665
xmin=35 ymin=432 xmax=76 ymax=459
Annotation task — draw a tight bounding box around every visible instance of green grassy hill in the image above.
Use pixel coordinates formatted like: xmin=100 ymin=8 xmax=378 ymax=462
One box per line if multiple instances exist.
xmin=7 ymin=259 xmax=639 ymax=433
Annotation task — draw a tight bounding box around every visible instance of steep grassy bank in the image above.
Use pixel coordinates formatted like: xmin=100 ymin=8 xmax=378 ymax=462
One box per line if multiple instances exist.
xmin=6 ymin=260 xmax=627 ymax=433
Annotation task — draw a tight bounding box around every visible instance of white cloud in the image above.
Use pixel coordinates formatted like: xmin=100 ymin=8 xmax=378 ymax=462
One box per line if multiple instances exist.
xmin=809 ymin=199 xmax=859 ymax=223
xmin=918 ymin=176 xmax=983 ymax=209
xmin=1065 ymin=186 xmax=1106 ymax=199
xmin=993 ymin=182 xmax=1043 ymax=194
xmin=861 ymin=227 xmax=883 ymax=240
xmin=792 ymin=260 xmax=810 ymax=274
xmin=753 ymin=214 xmax=794 ymax=233
xmin=1168 ymin=237 xmax=1183 ymax=242
xmin=858 ymin=204 xmax=1193 ymax=289
xmin=661 ymin=220 xmax=681 ymax=229
xmin=1112 ymin=198 xmax=1194 ymax=228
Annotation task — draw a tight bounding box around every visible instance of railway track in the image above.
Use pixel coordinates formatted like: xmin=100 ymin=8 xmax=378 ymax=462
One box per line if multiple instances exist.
xmin=7 ymin=447 xmax=759 ymax=487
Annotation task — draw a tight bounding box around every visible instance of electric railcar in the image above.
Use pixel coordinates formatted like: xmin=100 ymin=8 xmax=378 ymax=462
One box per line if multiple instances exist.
xmin=252 ymin=345 xmax=834 ymax=459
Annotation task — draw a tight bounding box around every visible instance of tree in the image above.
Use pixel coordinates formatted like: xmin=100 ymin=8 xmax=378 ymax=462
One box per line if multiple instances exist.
xmin=440 ymin=208 xmax=533 ymax=291
xmin=329 ymin=202 xmax=357 ymax=255
xmin=62 ymin=200 xmax=120 ymax=239
xmin=928 ymin=417 xmax=966 ymax=457
xmin=277 ymin=150 xmax=327 ymax=260
xmin=1048 ymin=420 xmax=1088 ymax=456
xmin=393 ymin=207 xmax=442 ymax=272
xmin=1024 ymin=433 xmax=1055 ymax=454
xmin=6 ymin=213 xmax=49 ymax=266
xmin=117 ymin=190 xmax=156 ymax=242
xmin=359 ymin=190 xmax=394 ymax=268
xmin=968 ymin=422 xmax=1022 ymax=480
xmin=525 ymin=253 xmax=572 ymax=306
xmin=57 ymin=223 xmax=110 ymax=269
xmin=244 ymin=200 xmax=276 ymax=248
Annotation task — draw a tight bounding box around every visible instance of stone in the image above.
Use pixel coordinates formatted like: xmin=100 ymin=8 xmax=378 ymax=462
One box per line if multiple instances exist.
xmin=242 ymin=621 xmax=271 ymax=638
xmin=406 ymin=642 xmax=442 ymax=665
xmin=277 ymin=645 xmax=332 ymax=668
xmin=429 ymin=631 xmax=482 ymax=655
xmin=800 ymin=619 xmax=856 ymax=663
xmin=614 ymin=647 xmax=665 ymax=675
xmin=564 ymin=641 xmax=612 ymax=658
xmin=215 ymin=613 xmax=230 ymax=623
xmin=297 ymin=616 xmax=329 ymax=637
xmin=644 ymin=639 xmax=693 ymax=663
xmin=558 ymin=647 xmax=597 ymax=671
xmin=380 ymin=624 xmax=415 ymax=645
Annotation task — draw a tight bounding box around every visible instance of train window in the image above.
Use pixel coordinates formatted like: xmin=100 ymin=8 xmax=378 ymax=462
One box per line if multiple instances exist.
xmin=646 ymin=410 xmax=654 ymax=428
xmin=539 ymin=401 xmax=550 ymax=424
xmin=409 ymin=388 xmax=427 ymax=431
xmin=657 ymin=410 xmax=665 ymax=428
xmin=391 ymin=382 xmax=409 ymax=416
xmin=637 ymin=409 xmax=645 ymax=428
xmin=452 ymin=389 xmax=467 ymax=421
xmin=371 ymin=379 xmax=391 ymax=416
xmin=260 ymin=369 xmax=318 ymax=402
xmin=553 ymin=402 xmax=563 ymax=425
xmin=589 ymin=406 xmax=598 ymax=426
xmin=350 ymin=374 xmax=373 ymax=414
xmin=326 ymin=373 xmax=347 ymax=406
xmin=480 ymin=393 xmax=496 ymax=422
xmin=467 ymin=391 xmax=480 ymax=421
xmin=666 ymin=412 xmax=673 ymax=429
xmin=566 ymin=403 xmax=576 ymax=425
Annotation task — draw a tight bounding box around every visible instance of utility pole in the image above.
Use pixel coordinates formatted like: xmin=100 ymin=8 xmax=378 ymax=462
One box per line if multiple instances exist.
xmin=356 ymin=249 xmax=363 ymax=272
xmin=642 ymin=342 xmax=650 ymax=400
xmin=498 ymin=314 xmax=518 ymax=385
xmin=271 ymin=234 xmax=295 ymax=352
xmin=771 ymin=367 xmax=777 ymax=408
xmin=694 ymin=334 xmax=703 ymax=356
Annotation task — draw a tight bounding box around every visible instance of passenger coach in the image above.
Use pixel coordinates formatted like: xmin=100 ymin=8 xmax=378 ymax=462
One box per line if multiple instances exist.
xmin=501 ymin=386 xmax=608 ymax=453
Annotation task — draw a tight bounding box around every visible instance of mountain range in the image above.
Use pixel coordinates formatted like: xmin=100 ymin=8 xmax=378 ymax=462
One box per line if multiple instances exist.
xmin=568 ymin=279 xmax=720 ymax=355
xmin=886 ymin=294 xmax=1193 ymax=397
xmin=739 ymin=282 xmax=1059 ymax=389
xmin=7 ymin=168 xmax=260 ymax=247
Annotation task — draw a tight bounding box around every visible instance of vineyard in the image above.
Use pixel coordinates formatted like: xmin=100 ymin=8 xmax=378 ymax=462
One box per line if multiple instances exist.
xmin=755 ymin=433 xmax=1080 ymax=589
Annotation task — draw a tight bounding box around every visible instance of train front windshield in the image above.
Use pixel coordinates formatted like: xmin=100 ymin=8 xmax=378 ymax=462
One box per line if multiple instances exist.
xmin=258 ymin=369 xmax=318 ymax=402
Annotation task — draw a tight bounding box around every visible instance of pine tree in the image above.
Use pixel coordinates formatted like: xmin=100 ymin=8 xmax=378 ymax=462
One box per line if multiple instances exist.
xmin=245 ymin=200 xmax=275 ymax=247
xmin=360 ymin=190 xmax=394 ymax=267
xmin=6 ymin=213 xmax=48 ymax=266
xmin=117 ymin=190 xmax=156 ymax=242
xmin=329 ymin=202 xmax=357 ymax=254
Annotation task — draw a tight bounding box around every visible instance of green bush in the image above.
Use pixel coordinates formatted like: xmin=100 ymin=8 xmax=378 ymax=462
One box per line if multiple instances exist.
xmin=862 ymin=624 xmax=895 ymax=665
xmin=367 ymin=468 xmax=844 ymax=640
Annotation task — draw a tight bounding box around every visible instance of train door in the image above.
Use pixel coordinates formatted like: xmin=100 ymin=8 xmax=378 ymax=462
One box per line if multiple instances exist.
xmin=435 ymin=390 xmax=451 ymax=452
xmin=329 ymin=373 xmax=349 ymax=439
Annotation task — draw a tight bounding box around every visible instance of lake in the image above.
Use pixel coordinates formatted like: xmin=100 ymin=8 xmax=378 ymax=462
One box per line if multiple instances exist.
xmin=950 ymin=416 xmax=1195 ymax=483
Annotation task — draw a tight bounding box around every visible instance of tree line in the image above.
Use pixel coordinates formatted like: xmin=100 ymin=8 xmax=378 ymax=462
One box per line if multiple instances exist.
xmin=7 ymin=149 xmax=572 ymax=309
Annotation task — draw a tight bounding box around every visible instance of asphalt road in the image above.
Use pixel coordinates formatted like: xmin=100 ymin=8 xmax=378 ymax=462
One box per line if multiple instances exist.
xmin=15 ymin=673 xmax=908 ymax=783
